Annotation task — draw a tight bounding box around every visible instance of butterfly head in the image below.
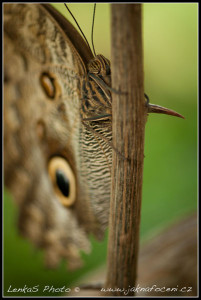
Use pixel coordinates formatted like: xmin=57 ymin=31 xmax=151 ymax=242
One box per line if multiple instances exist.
xmin=88 ymin=54 xmax=111 ymax=76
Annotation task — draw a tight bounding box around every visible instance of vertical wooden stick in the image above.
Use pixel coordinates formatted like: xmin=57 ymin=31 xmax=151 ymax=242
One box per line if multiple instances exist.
xmin=105 ymin=4 xmax=145 ymax=296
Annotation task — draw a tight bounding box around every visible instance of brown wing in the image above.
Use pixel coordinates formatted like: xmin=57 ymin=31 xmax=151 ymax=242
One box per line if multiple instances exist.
xmin=41 ymin=5 xmax=113 ymax=238
xmin=3 ymin=3 xmax=111 ymax=270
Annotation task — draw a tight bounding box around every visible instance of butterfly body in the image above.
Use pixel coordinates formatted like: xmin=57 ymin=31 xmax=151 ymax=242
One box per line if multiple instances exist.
xmin=81 ymin=63 xmax=112 ymax=121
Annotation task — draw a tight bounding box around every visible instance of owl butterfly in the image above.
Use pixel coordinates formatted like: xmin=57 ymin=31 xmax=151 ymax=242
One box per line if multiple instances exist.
xmin=4 ymin=3 xmax=113 ymax=270
xmin=4 ymin=3 xmax=183 ymax=270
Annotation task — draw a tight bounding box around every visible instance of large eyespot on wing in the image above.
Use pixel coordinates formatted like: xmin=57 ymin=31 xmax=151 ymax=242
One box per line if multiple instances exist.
xmin=48 ymin=157 xmax=76 ymax=207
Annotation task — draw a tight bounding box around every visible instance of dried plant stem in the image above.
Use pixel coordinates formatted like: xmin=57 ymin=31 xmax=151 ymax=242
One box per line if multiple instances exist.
xmin=105 ymin=4 xmax=146 ymax=296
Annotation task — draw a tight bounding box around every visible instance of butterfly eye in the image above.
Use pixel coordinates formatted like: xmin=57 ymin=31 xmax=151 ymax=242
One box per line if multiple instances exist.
xmin=88 ymin=59 xmax=101 ymax=74
xmin=48 ymin=157 xmax=76 ymax=207
xmin=40 ymin=72 xmax=60 ymax=99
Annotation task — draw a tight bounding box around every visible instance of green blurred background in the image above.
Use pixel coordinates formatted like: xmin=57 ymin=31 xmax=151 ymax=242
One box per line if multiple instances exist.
xmin=4 ymin=3 xmax=197 ymax=297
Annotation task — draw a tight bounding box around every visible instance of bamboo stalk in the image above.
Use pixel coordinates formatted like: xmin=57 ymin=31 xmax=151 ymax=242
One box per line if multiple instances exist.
xmin=105 ymin=4 xmax=146 ymax=296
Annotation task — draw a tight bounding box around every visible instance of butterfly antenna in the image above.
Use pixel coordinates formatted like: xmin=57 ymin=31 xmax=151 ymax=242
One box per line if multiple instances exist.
xmin=91 ymin=4 xmax=97 ymax=56
xmin=64 ymin=4 xmax=91 ymax=52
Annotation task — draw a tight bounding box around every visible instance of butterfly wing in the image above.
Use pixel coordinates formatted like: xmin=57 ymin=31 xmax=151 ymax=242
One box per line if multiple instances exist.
xmin=4 ymin=3 xmax=111 ymax=269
